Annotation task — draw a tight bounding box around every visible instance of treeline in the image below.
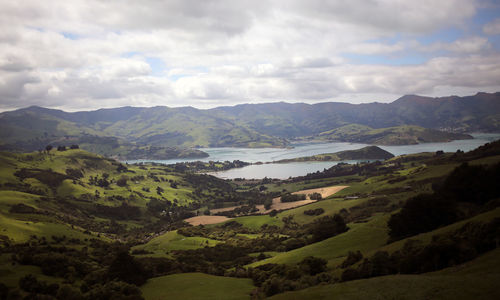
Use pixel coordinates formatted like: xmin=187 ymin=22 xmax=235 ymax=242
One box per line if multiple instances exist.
xmin=173 ymin=160 xmax=250 ymax=173
xmin=388 ymin=162 xmax=500 ymax=241
xmin=341 ymin=218 xmax=500 ymax=282
xmin=2 ymin=237 xmax=146 ymax=299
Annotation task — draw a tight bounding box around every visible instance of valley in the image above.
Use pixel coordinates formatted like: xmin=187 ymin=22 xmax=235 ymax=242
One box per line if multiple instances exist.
xmin=0 ymin=138 xmax=499 ymax=299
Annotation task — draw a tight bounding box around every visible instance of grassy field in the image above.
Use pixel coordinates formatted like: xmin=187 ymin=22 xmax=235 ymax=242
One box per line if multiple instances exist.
xmin=378 ymin=207 xmax=500 ymax=255
xmin=269 ymin=247 xmax=500 ymax=300
xmin=0 ymin=254 xmax=65 ymax=288
xmin=249 ymin=214 xmax=389 ymax=268
xmin=131 ymin=230 xmax=221 ymax=257
xmin=230 ymin=214 xmax=284 ymax=229
xmin=277 ymin=197 xmax=365 ymax=225
xmin=141 ymin=273 xmax=255 ymax=300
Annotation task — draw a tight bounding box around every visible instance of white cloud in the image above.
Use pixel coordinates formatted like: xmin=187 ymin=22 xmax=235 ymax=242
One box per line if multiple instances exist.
xmin=0 ymin=0 xmax=498 ymax=111
xmin=421 ymin=37 xmax=491 ymax=53
xmin=483 ymin=18 xmax=500 ymax=35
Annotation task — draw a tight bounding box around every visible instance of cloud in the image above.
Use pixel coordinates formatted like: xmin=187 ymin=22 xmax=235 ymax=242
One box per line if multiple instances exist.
xmin=0 ymin=0 xmax=498 ymax=111
xmin=421 ymin=37 xmax=491 ymax=53
xmin=483 ymin=18 xmax=500 ymax=35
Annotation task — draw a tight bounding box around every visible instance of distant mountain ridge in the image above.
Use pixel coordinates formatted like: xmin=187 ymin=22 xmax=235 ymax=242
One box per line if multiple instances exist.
xmin=0 ymin=92 xmax=499 ymax=154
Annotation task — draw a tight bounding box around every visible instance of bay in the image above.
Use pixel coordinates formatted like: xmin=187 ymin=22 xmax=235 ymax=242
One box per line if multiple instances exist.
xmin=126 ymin=133 xmax=500 ymax=179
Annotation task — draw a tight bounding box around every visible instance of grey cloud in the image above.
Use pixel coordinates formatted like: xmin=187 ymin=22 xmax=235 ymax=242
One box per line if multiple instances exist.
xmin=0 ymin=0 xmax=498 ymax=111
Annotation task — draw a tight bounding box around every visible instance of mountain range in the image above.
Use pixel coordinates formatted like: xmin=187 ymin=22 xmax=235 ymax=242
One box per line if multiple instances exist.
xmin=0 ymin=92 xmax=499 ymax=158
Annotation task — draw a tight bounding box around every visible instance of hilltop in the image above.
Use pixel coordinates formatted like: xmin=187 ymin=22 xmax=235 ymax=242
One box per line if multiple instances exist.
xmin=0 ymin=92 xmax=498 ymax=156
xmin=309 ymin=124 xmax=472 ymax=145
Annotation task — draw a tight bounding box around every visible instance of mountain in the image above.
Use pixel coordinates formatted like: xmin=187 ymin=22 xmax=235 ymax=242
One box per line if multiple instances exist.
xmin=0 ymin=105 xmax=287 ymax=155
xmin=310 ymin=124 xmax=472 ymax=145
xmin=209 ymin=92 xmax=500 ymax=136
xmin=0 ymin=92 xmax=498 ymax=154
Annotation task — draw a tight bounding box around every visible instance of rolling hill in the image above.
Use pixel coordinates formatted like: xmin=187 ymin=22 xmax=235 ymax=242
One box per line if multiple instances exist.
xmin=274 ymin=146 xmax=395 ymax=163
xmin=0 ymin=139 xmax=499 ymax=299
xmin=0 ymin=92 xmax=498 ymax=156
xmin=310 ymin=124 xmax=472 ymax=145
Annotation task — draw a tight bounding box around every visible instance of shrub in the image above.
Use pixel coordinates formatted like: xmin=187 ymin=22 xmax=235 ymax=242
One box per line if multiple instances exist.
xmin=309 ymin=214 xmax=348 ymax=242
xmin=308 ymin=192 xmax=322 ymax=200
xmin=341 ymin=250 xmax=363 ymax=268
xmin=304 ymin=208 xmax=324 ymax=216
xmin=281 ymin=193 xmax=306 ymax=202
xmin=116 ymin=176 xmax=128 ymax=187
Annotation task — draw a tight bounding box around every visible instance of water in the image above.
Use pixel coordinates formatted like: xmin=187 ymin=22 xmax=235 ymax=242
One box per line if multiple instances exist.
xmin=208 ymin=160 xmax=370 ymax=180
xmin=126 ymin=133 xmax=500 ymax=179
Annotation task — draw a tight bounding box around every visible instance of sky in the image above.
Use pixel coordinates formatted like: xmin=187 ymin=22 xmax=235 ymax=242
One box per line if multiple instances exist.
xmin=1 ymin=0 xmax=500 ymax=111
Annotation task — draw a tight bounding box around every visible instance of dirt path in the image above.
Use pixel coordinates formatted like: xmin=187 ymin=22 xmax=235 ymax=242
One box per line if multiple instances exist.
xmin=184 ymin=215 xmax=232 ymax=226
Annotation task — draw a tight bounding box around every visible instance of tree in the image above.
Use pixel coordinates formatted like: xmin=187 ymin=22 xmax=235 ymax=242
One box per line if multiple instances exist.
xmin=70 ymin=144 xmax=79 ymax=149
xmin=308 ymin=192 xmax=322 ymax=200
xmin=264 ymin=198 xmax=273 ymax=210
xmin=108 ymin=251 xmax=147 ymax=285
xmin=156 ymin=186 xmax=164 ymax=195
xmin=299 ymin=256 xmax=327 ymax=275
xmin=309 ymin=214 xmax=348 ymax=242
xmin=388 ymin=194 xmax=456 ymax=241
xmin=45 ymin=145 xmax=53 ymax=152
xmin=341 ymin=250 xmax=363 ymax=268
xmin=116 ymin=176 xmax=128 ymax=187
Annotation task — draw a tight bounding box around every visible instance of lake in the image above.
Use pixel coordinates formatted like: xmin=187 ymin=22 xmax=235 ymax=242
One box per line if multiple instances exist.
xmin=127 ymin=133 xmax=500 ymax=179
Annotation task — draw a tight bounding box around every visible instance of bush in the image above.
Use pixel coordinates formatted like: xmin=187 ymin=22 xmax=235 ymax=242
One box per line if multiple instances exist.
xmin=309 ymin=214 xmax=348 ymax=242
xmin=281 ymin=193 xmax=306 ymax=203
xmin=108 ymin=251 xmax=148 ymax=286
xmin=299 ymin=256 xmax=327 ymax=275
xmin=308 ymin=192 xmax=322 ymax=200
xmin=341 ymin=250 xmax=363 ymax=268
xmin=304 ymin=208 xmax=324 ymax=216
xmin=388 ymin=194 xmax=456 ymax=241
xmin=116 ymin=176 xmax=128 ymax=187
xmin=66 ymin=168 xmax=84 ymax=179
xmin=264 ymin=198 xmax=273 ymax=210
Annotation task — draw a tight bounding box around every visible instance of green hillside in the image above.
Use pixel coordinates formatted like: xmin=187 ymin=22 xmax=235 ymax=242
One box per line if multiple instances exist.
xmin=1 ymin=92 xmax=498 ymax=155
xmin=275 ymin=146 xmax=394 ymax=163
xmin=0 ymin=140 xmax=499 ymax=299
xmin=141 ymin=273 xmax=254 ymax=300
xmin=270 ymin=247 xmax=500 ymax=300
xmin=313 ymin=124 xmax=473 ymax=145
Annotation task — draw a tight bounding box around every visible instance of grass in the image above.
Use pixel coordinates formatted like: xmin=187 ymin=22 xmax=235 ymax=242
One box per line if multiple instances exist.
xmin=0 ymin=190 xmax=41 ymax=211
xmin=231 ymin=215 xmax=284 ymax=230
xmin=0 ymin=212 xmax=95 ymax=243
xmin=132 ymin=230 xmax=221 ymax=257
xmin=0 ymin=254 xmax=64 ymax=288
xmin=141 ymin=273 xmax=255 ymax=300
xmin=269 ymin=247 xmax=500 ymax=300
xmin=277 ymin=197 xmax=365 ymax=225
xmin=378 ymin=207 xmax=500 ymax=255
xmin=248 ymin=214 xmax=389 ymax=268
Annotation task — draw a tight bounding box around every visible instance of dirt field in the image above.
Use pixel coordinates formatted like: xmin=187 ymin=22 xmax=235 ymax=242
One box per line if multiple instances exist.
xmin=210 ymin=206 xmax=241 ymax=214
xmin=184 ymin=215 xmax=232 ymax=226
xmin=292 ymin=185 xmax=349 ymax=199
xmin=258 ymin=185 xmax=349 ymax=213
xmin=209 ymin=185 xmax=349 ymax=216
